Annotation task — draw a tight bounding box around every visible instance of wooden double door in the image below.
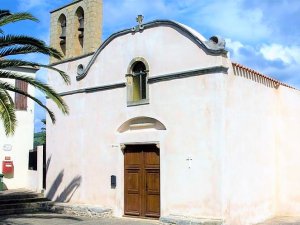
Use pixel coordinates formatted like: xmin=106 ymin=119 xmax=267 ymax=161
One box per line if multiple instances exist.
xmin=124 ymin=144 xmax=160 ymax=218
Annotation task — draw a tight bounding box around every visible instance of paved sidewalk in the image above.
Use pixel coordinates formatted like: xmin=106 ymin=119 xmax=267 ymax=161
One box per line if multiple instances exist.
xmin=0 ymin=213 xmax=160 ymax=225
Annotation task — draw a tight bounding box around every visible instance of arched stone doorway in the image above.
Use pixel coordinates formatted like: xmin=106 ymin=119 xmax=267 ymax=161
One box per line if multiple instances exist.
xmin=116 ymin=117 xmax=166 ymax=218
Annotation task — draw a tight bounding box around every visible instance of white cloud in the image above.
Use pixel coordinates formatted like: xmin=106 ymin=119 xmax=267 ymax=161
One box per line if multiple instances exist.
xmin=187 ymin=0 xmax=271 ymax=43
xmin=103 ymin=0 xmax=174 ymax=33
xmin=260 ymin=44 xmax=300 ymax=65
xmin=225 ymin=38 xmax=244 ymax=58
xmin=225 ymin=38 xmax=258 ymax=63
xmin=103 ymin=0 xmax=271 ymax=43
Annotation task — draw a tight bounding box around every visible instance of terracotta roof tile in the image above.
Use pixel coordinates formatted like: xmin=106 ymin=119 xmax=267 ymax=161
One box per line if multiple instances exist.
xmin=232 ymin=62 xmax=297 ymax=90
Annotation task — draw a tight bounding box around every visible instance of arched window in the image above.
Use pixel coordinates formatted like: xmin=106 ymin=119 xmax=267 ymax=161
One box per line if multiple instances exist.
xmin=126 ymin=59 xmax=149 ymax=106
xmin=75 ymin=7 xmax=84 ymax=55
xmin=58 ymin=14 xmax=67 ymax=56
xmin=132 ymin=62 xmax=146 ymax=101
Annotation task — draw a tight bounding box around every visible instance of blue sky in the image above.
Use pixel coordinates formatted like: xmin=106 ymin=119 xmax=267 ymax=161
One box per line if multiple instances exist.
xmin=2 ymin=0 xmax=300 ymax=132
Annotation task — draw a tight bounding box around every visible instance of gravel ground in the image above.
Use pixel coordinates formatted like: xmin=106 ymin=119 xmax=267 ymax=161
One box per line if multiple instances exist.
xmin=256 ymin=216 xmax=300 ymax=225
xmin=1 ymin=213 xmax=300 ymax=225
xmin=0 ymin=213 xmax=160 ymax=225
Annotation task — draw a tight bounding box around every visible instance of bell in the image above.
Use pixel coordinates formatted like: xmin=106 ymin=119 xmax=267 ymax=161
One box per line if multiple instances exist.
xmin=78 ymin=16 xmax=84 ymax=31
xmin=59 ymin=20 xmax=66 ymax=42
xmin=59 ymin=27 xmax=66 ymax=40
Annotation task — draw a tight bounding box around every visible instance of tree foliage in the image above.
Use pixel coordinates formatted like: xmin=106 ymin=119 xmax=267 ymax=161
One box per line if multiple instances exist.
xmin=0 ymin=9 xmax=69 ymax=135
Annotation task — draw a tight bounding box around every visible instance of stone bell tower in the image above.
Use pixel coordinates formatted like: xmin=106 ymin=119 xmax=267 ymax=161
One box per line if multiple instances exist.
xmin=49 ymin=0 xmax=103 ymax=63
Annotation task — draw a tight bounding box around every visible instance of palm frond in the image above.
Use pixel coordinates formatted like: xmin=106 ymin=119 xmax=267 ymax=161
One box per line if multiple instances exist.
xmin=0 ymin=10 xmax=11 ymax=19
xmin=0 ymin=35 xmax=62 ymax=59
xmin=0 ymin=59 xmax=71 ymax=84
xmin=0 ymin=46 xmax=55 ymax=57
xmin=0 ymin=70 xmax=69 ymax=115
xmin=0 ymin=10 xmax=10 ymax=34
xmin=3 ymin=89 xmax=14 ymax=106
xmin=0 ymin=9 xmax=70 ymax=136
xmin=0 ymin=12 xmax=38 ymax=27
xmin=0 ymin=81 xmax=56 ymax=123
xmin=0 ymin=89 xmax=17 ymax=135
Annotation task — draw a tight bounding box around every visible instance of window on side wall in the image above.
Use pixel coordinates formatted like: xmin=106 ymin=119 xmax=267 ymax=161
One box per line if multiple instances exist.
xmin=15 ymin=80 xmax=28 ymax=110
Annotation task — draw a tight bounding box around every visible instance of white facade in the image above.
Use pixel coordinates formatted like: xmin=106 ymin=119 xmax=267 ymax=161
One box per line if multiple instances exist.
xmin=0 ymin=66 xmax=37 ymax=190
xmin=46 ymin=20 xmax=300 ymax=225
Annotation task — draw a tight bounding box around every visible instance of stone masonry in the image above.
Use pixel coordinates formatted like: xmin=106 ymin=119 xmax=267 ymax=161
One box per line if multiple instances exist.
xmin=49 ymin=0 xmax=102 ymax=63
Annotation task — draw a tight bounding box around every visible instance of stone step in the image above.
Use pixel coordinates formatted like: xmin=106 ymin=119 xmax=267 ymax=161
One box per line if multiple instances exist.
xmin=0 ymin=207 xmax=41 ymax=216
xmin=0 ymin=197 xmax=49 ymax=205
xmin=42 ymin=202 xmax=112 ymax=218
xmin=160 ymin=215 xmax=224 ymax=225
xmin=0 ymin=192 xmax=43 ymax=201
xmin=0 ymin=190 xmax=52 ymax=216
xmin=0 ymin=201 xmax=51 ymax=211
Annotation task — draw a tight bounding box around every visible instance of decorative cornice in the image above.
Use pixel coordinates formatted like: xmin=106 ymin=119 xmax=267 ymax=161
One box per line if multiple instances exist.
xmin=59 ymin=82 xmax=126 ymax=97
xmin=58 ymin=66 xmax=228 ymax=97
xmin=50 ymin=0 xmax=83 ymax=13
xmin=76 ymin=19 xmax=228 ymax=81
xmin=85 ymin=83 xmax=126 ymax=93
xmin=148 ymin=66 xmax=228 ymax=83
xmin=49 ymin=52 xmax=94 ymax=67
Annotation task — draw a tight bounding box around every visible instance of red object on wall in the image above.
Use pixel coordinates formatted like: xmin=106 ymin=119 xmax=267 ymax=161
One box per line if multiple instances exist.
xmin=2 ymin=161 xmax=14 ymax=174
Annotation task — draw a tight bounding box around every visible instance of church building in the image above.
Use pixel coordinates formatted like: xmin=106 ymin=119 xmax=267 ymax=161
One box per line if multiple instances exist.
xmin=46 ymin=1 xmax=300 ymax=224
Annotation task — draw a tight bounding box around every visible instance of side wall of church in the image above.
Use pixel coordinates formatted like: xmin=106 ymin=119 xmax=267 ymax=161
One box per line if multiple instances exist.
xmin=276 ymin=86 xmax=300 ymax=216
xmin=222 ymin=68 xmax=279 ymax=225
xmin=222 ymin=67 xmax=300 ymax=225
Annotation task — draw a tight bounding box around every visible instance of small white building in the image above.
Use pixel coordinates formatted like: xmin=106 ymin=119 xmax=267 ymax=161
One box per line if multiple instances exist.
xmin=0 ymin=66 xmax=39 ymax=191
xmin=46 ymin=1 xmax=300 ymax=225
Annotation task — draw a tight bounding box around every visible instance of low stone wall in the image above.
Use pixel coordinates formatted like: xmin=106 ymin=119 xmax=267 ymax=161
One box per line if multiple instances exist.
xmin=41 ymin=202 xmax=112 ymax=218
xmin=160 ymin=215 xmax=224 ymax=225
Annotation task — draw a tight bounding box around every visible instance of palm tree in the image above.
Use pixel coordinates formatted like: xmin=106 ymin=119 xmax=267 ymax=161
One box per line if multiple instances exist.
xmin=0 ymin=10 xmax=70 ymax=136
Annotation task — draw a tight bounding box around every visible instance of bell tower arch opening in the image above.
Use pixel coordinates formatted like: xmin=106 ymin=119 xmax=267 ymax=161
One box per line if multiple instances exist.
xmin=58 ymin=14 xmax=67 ymax=56
xmin=74 ymin=7 xmax=84 ymax=55
xmin=49 ymin=0 xmax=103 ymax=63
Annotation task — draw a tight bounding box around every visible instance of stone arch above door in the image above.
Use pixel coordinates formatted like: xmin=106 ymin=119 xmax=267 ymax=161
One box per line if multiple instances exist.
xmin=117 ymin=117 xmax=166 ymax=133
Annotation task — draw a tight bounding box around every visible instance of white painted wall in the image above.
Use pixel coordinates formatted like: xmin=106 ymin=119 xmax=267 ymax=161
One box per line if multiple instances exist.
xmin=221 ymin=67 xmax=279 ymax=225
xmin=0 ymin=67 xmax=37 ymax=190
xmin=276 ymin=87 xmax=300 ymax=216
xmin=46 ymin=23 xmax=300 ymax=225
